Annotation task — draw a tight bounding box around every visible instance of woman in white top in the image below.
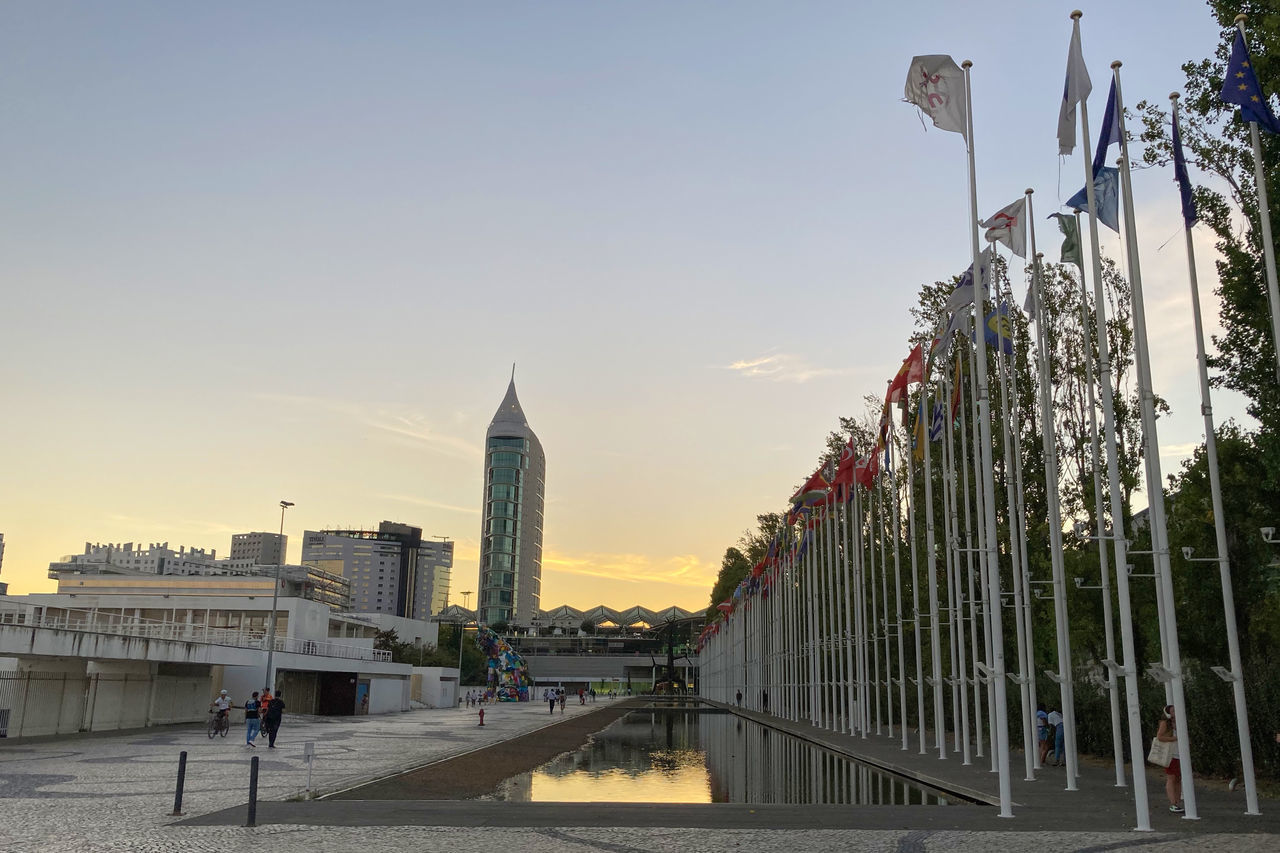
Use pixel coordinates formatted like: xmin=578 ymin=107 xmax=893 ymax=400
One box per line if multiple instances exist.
xmin=1156 ymin=704 xmax=1183 ymax=813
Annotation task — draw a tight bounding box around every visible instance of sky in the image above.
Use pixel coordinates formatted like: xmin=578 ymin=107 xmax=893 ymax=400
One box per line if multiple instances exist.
xmin=0 ymin=1 xmax=1255 ymax=613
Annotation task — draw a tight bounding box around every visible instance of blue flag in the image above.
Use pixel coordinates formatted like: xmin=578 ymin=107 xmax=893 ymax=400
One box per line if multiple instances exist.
xmin=1220 ymin=30 xmax=1280 ymax=134
xmin=1092 ymin=78 xmax=1122 ymax=175
xmin=973 ymin=301 xmax=1014 ymax=355
xmin=1066 ymin=166 xmax=1120 ymax=233
xmin=1172 ymin=109 xmax=1197 ymax=229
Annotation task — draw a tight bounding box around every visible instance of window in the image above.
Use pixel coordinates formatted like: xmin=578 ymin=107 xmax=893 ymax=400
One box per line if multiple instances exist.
xmin=488 ymin=437 xmax=525 ymax=450
xmin=489 ymin=468 xmax=521 ymax=484
xmin=489 ymin=451 xmax=523 ymax=467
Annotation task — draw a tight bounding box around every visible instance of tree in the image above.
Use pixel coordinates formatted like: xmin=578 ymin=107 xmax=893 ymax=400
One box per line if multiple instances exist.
xmin=705 ymin=546 xmax=751 ymax=623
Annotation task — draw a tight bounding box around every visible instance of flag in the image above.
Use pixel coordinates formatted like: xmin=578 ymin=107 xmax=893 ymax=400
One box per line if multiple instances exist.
xmin=854 ymin=451 xmax=880 ymax=489
xmin=1065 ymin=166 xmax=1120 ymax=233
xmin=831 ymin=437 xmax=856 ymax=499
xmin=974 ymin=300 xmax=1015 ymax=355
xmin=949 ymin=358 xmax=963 ymax=423
xmin=1048 ymin=212 xmax=1084 ymax=270
xmin=790 ymin=465 xmax=831 ymax=508
xmin=1220 ymin=29 xmax=1280 ymax=134
xmin=1172 ymin=106 xmax=1197 ymax=229
xmin=944 ymin=247 xmax=994 ymax=313
xmin=929 ymin=401 xmax=945 ymax=442
xmin=885 ymin=344 xmax=925 ymax=405
xmin=1092 ymin=78 xmax=1121 ymax=175
xmin=1058 ymin=17 xmax=1093 ymax=155
xmin=982 ymin=198 xmax=1028 ymax=257
xmin=904 ymin=55 xmax=968 ymax=139
xmin=932 ymin=305 xmax=972 ymax=362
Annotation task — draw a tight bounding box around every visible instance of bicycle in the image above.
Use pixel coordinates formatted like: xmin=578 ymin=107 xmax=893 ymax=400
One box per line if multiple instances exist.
xmin=207 ymin=710 xmax=230 ymax=738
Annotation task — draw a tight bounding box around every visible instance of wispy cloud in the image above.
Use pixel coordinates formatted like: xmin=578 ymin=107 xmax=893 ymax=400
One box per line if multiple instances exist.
xmin=378 ymin=494 xmax=481 ymax=515
xmin=254 ymin=392 xmax=479 ymax=459
xmin=542 ymin=550 xmax=716 ymax=588
xmin=1159 ymin=442 xmax=1201 ymax=459
xmin=723 ymin=351 xmax=865 ymax=384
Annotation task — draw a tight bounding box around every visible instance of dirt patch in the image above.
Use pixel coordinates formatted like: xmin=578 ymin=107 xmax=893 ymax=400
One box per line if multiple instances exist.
xmin=328 ymin=700 xmax=642 ymax=800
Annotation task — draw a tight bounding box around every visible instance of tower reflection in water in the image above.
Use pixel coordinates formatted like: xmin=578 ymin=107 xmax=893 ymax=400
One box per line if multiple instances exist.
xmin=489 ymin=708 xmax=951 ymax=805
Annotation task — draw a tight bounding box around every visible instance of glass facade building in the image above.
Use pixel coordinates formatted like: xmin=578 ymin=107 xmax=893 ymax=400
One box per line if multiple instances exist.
xmin=478 ymin=378 xmax=545 ymax=626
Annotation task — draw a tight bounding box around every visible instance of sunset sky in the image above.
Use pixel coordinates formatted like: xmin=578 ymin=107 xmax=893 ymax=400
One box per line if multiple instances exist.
xmin=0 ymin=2 xmax=1251 ymax=612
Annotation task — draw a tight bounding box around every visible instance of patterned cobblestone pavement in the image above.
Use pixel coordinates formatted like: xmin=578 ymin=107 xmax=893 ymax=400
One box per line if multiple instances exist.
xmin=0 ymin=699 xmax=1275 ymax=852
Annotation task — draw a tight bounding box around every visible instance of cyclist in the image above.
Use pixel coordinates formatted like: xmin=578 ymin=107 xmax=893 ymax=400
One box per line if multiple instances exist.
xmin=210 ymin=689 xmax=232 ymax=730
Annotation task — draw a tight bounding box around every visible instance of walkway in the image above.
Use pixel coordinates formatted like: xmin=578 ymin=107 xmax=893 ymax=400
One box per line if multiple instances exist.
xmin=0 ymin=698 xmax=1275 ymax=852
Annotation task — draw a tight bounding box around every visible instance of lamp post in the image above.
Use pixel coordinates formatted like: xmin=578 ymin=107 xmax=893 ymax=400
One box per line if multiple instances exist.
xmin=264 ymin=500 xmax=294 ymax=692
xmin=456 ymin=591 xmax=473 ymax=677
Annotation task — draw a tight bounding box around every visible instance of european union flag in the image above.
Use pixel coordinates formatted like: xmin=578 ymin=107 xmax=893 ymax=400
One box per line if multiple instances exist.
xmin=1172 ymin=109 xmax=1197 ymax=229
xmin=1220 ymin=30 xmax=1280 ymax=134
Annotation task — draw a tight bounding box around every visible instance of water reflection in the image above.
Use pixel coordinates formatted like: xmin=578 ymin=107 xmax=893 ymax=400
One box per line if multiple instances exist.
xmin=490 ymin=708 xmax=950 ymax=805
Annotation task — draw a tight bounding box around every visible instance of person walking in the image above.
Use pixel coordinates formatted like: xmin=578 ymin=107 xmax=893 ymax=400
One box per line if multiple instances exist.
xmin=263 ymin=690 xmax=285 ymax=748
xmin=547 ymin=690 xmax=556 ymax=715
xmin=1046 ymin=706 xmax=1064 ymax=766
xmin=1036 ymin=702 xmax=1050 ymax=766
xmin=558 ymin=689 xmax=566 ymax=714
xmin=1157 ymin=705 xmax=1184 ymax=813
xmin=244 ymin=691 xmax=261 ymax=747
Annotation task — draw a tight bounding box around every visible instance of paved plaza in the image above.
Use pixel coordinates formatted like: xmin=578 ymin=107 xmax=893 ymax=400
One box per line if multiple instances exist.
xmin=0 ymin=698 xmax=1276 ymax=852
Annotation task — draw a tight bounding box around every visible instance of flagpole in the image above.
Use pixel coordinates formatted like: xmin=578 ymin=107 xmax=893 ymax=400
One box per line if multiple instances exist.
xmin=936 ymin=373 xmax=964 ymax=757
xmin=889 ymin=448 xmax=911 ymax=749
xmin=967 ymin=334 xmax=997 ymax=773
xmin=961 ymin=59 xmax=1012 ymax=817
xmin=991 ymin=260 xmax=1036 ymax=782
xmin=840 ymin=495 xmax=857 ymax=734
xmin=957 ymin=352 xmax=985 ymax=761
xmin=1028 ymin=193 xmax=1079 ymax=791
xmin=1235 ymin=15 xmax=1280 ymax=382
xmin=944 ymin=361 xmax=973 ymax=764
xmin=870 ymin=479 xmax=883 ymax=735
xmin=876 ymin=467 xmax=895 ymax=739
xmin=1113 ymin=61 xmax=1197 ymax=821
xmin=905 ymin=418 xmax=929 ymax=753
xmin=921 ymin=382 xmax=947 ymax=759
xmin=1072 ymin=11 xmax=1150 ymax=830
xmin=857 ymin=486 xmax=870 ymax=736
xmin=1072 ymin=207 xmax=1126 ymax=787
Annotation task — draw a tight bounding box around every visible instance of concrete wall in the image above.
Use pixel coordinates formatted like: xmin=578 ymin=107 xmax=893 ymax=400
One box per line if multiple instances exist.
xmin=364 ymin=673 xmax=408 ymax=714
xmin=410 ymin=666 xmax=458 ymax=708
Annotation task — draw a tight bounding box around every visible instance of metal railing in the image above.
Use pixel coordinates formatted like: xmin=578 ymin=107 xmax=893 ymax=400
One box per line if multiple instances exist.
xmin=0 ymin=606 xmax=391 ymax=662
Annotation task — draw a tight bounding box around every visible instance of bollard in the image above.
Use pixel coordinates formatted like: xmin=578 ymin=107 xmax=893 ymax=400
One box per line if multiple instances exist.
xmin=478 ymin=707 xmax=485 ymax=726
xmin=245 ymin=754 xmax=259 ymax=827
xmin=169 ymin=751 xmax=188 ymax=816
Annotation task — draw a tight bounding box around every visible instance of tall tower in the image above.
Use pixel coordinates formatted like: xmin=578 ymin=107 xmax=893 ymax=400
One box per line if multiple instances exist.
xmin=478 ymin=373 xmax=545 ymax=626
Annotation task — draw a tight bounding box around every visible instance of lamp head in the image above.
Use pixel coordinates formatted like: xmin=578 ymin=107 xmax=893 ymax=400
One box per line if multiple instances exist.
xmin=280 ymin=500 xmax=295 ymax=509
xmin=1181 ymin=546 xmax=1193 ymax=560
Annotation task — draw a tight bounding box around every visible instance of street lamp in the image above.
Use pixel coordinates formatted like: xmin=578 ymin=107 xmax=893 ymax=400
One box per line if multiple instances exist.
xmin=264 ymin=500 xmax=294 ymax=691
xmin=456 ymin=591 xmax=473 ymax=699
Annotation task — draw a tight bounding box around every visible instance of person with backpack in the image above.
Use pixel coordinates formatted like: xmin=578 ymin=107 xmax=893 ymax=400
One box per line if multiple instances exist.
xmin=244 ymin=691 xmax=261 ymax=747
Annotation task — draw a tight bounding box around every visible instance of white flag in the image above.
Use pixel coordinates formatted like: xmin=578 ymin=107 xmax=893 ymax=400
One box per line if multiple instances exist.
xmin=904 ymin=55 xmax=968 ymax=140
xmin=981 ymin=198 xmax=1028 ymax=258
xmin=1057 ymin=18 xmax=1092 ymax=156
xmin=944 ymin=247 xmax=993 ymax=313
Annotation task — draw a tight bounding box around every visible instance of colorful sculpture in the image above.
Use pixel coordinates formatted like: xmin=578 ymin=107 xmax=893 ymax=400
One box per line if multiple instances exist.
xmin=474 ymin=625 xmax=531 ymax=701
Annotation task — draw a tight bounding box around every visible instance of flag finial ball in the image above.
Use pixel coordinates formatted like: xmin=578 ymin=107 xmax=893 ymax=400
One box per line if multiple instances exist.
xmin=1111 ymin=60 xmax=1122 ymax=70
xmin=962 ymin=59 xmax=972 ymax=69
xmin=1071 ymin=10 xmax=1083 ymax=20
xmin=1025 ymin=187 xmax=1034 ymax=195
xmin=1235 ymin=13 xmax=1247 ymax=24
xmin=1170 ymin=92 xmax=1180 ymax=101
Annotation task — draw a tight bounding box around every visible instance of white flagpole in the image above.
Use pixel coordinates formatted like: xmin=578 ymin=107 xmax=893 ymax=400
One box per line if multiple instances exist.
xmin=889 ymin=450 xmax=911 ymax=749
xmin=1071 ymin=207 xmax=1126 ymax=787
xmin=857 ymin=485 xmax=871 ymax=736
xmin=943 ymin=362 xmax=972 ymax=764
xmin=961 ymin=60 xmax=1013 ymax=817
xmin=1235 ymin=15 xmax=1280 ymax=382
xmin=956 ymin=354 xmax=984 ymax=761
xmin=1113 ymin=61 xmax=1197 ymax=821
xmin=921 ymin=382 xmax=947 ymax=759
xmin=940 ymin=405 xmax=964 ymax=758
xmin=967 ymin=336 xmax=997 ymax=772
xmin=841 ymin=494 xmax=858 ymax=734
xmin=870 ymin=481 xmax=883 ymax=735
xmin=877 ymin=467 xmax=895 ymax=738
xmin=1027 ymin=193 xmax=1079 ymax=791
xmin=1072 ymin=11 xmax=1150 ymax=830
xmin=991 ymin=267 xmax=1036 ymax=782
xmin=905 ymin=415 xmax=929 ymax=753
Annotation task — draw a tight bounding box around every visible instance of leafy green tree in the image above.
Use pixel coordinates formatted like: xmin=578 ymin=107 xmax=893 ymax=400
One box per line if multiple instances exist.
xmin=705 ymin=546 xmax=751 ymax=623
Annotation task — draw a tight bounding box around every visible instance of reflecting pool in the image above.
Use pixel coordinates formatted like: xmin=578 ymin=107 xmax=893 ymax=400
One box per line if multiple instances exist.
xmin=490 ymin=706 xmax=954 ymax=804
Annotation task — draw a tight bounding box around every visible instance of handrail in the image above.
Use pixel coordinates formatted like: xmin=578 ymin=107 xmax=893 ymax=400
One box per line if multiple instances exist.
xmin=0 ymin=607 xmax=391 ymax=662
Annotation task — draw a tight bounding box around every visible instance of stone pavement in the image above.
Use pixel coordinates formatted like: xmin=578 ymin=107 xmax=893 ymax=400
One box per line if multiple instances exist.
xmin=0 ymin=696 xmax=1276 ymax=852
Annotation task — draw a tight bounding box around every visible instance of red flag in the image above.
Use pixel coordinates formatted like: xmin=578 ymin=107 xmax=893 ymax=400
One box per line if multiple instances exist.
xmin=885 ymin=344 xmax=924 ymax=405
xmin=854 ymin=450 xmax=881 ymax=489
xmin=950 ymin=357 xmax=963 ymax=423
